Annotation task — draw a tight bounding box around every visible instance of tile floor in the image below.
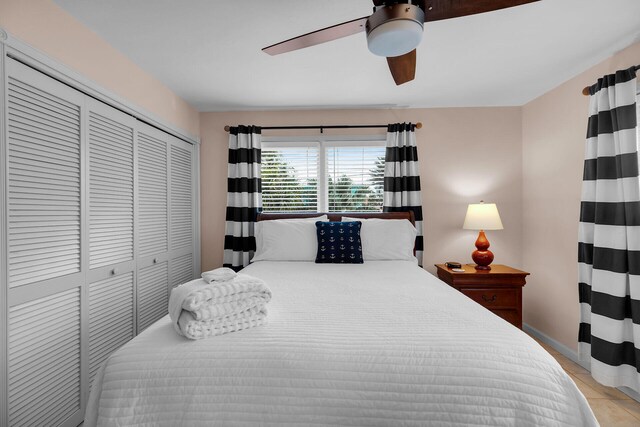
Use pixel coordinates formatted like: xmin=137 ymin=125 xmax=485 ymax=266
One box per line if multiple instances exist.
xmin=534 ymin=338 xmax=640 ymax=426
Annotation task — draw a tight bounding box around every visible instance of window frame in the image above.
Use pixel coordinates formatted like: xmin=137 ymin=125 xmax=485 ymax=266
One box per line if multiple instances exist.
xmin=262 ymin=135 xmax=386 ymax=213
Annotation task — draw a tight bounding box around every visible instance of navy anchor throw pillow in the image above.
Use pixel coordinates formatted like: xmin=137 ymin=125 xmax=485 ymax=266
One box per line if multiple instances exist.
xmin=315 ymin=221 xmax=363 ymax=264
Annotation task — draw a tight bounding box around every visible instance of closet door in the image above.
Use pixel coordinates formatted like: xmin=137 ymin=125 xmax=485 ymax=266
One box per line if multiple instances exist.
xmin=136 ymin=124 xmax=169 ymax=332
xmin=135 ymin=128 xmax=196 ymax=331
xmin=169 ymin=138 xmax=196 ymax=289
xmin=5 ymin=59 xmax=85 ymax=427
xmin=86 ymin=99 xmax=136 ymax=386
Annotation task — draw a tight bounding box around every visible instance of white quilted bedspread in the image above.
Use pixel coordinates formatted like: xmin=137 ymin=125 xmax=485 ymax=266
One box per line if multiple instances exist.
xmin=85 ymin=261 xmax=597 ymax=426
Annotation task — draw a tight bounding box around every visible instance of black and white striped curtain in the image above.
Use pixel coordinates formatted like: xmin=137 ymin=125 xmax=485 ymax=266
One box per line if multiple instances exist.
xmin=578 ymin=66 xmax=639 ymax=392
xmin=223 ymin=125 xmax=262 ymax=271
xmin=383 ymin=123 xmax=424 ymax=265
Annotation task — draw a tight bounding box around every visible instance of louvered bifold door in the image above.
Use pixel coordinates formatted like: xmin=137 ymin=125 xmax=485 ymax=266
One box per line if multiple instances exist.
xmin=87 ymin=99 xmax=135 ymax=272
xmin=171 ymin=252 xmax=194 ymax=289
xmin=169 ymin=137 xmax=196 ymax=290
xmin=137 ymin=260 xmax=169 ymax=332
xmin=136 ymin=123 xmax=169 ymax=333
xmin=88 ymin=273 xmax=134 ymax=386
xmin=86 ymin=99 xmax=136 ymax=392
xmin=5 ymin=59 xmax=85 ymax=427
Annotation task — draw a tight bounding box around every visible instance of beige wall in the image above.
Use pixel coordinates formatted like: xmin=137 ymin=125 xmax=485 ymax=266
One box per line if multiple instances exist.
xmin=200 ymin=108 xmax=524 ymax=273
xmin=522 ymin=42 xmax=640 ymax=352
xmin=0 ymin=0 xmax=200 ymax=136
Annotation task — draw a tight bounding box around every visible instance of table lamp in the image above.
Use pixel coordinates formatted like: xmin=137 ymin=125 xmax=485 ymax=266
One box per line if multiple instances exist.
xmin=463 ymin=201 xmax=503 ymax=270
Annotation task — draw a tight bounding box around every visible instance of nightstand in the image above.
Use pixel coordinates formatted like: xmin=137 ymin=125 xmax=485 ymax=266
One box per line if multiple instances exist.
xmin=435 ymin=264 xmax=529 ymax=329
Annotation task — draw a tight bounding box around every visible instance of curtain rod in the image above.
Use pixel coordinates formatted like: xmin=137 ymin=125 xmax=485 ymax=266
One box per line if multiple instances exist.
xmin=223 ymin=122 xmax=422 ymax=133
xmin=581 ymin=65 xmax=639 ymax=96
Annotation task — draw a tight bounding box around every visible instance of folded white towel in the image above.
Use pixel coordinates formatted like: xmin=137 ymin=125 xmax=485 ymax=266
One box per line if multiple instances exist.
xmin=169 ymin=272 xmax=271 ymax=340
xmin=201 ymin=267 xmax=237 ymax=283
xmin=177 ymin=306 xmax=268 ymax=340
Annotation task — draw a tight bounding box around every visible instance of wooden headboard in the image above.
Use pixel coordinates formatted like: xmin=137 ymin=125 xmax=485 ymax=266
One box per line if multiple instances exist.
xmin=257 ymin=211 xmax=415 ymax=225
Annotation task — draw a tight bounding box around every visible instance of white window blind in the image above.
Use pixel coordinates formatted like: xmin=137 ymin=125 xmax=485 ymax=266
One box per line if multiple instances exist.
xmin=262 ymin=146 xmax=319 ymax=212
xmin=261 ymin=139 xmax=385 ymax=213
xmin=327 ymin=145 xmax=385 ymax=212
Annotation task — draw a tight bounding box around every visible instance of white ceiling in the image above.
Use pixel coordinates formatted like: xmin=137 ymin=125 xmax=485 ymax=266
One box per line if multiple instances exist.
xmin=53 ymin=0 xmax=640 ymax=112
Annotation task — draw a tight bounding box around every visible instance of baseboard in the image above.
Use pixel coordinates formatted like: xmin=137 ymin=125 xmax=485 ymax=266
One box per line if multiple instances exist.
xmin=523 ymin=323 xmax=583 ymax=364
xmin=523 ymin=323 xmax=640 ymax=402
xmin=620 ymin=386 xmax=640 ymax=402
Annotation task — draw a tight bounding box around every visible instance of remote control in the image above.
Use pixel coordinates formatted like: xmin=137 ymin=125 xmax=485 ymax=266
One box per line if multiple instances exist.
xmin=451 ymin=268 xmax=465 ymax=273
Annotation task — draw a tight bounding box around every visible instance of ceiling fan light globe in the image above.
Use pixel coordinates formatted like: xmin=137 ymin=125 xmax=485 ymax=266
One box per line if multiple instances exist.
xmin=367 ymin=19 xmax=423 ymax=57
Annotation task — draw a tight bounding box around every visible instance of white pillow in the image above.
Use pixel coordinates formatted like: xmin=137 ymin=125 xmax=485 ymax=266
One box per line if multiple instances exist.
xmin=342 ymin=217 xmax=417 ymax=262
xmin=252 ymin=215 xmax=328 ymax=262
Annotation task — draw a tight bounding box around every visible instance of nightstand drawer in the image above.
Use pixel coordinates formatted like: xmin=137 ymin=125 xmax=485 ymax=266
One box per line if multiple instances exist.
xmin=434 ymin=264 xmax=528 ymax=330
xmin=460 ymin=288 xmax=517 ymax=308
xmin=491 ymin=309 xmax=520 ymax=326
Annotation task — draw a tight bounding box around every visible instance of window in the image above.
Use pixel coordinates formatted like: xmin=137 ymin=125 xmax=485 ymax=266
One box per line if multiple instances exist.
xmin=262 ymin=145 xmax=318 ymax=212
xmin=261 ymin=137 xmax=386 ymax=213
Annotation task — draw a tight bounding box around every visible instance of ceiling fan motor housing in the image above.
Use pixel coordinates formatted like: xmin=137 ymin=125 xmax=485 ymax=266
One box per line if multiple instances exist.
xmin=366 ymin=3 xmax=425 ymax=57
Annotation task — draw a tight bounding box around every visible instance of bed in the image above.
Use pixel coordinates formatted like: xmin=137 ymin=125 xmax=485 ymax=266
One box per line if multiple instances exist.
xmin=85 ymin=213 xmax=597 ymax=426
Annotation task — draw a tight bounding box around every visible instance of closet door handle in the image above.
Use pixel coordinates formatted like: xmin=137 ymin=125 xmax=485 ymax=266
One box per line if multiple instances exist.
xmin=153 ymin=258 xmax=158 ymax=264
xmin=111 ymin=268 xmax=118 ymax=276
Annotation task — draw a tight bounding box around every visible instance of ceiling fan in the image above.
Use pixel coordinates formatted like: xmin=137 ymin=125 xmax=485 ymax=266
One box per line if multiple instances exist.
xmin=262 ymin=0 xmax=539 ymax=85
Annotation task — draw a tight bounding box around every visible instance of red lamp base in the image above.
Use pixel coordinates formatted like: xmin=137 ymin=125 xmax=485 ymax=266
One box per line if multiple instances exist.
xmin=472 ymin=230 xmax=494 ymax=270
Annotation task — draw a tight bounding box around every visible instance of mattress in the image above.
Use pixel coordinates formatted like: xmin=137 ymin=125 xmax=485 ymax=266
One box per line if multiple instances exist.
xmin=85 ymin=261 xmax=597 ymax=426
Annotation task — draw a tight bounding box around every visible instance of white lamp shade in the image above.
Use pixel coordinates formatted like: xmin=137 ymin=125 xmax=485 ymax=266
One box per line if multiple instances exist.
xmin=366 ymin=19 xmax=423 ymax=57
xmin=463 ymin=203 xmax=504 ymax=231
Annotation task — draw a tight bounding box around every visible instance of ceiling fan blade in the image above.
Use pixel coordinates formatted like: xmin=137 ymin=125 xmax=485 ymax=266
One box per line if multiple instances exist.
xmin=372 ymin=0 xmax=426 ymax=7
xmin=387 ymin=49 xmax=416 ymax=86
xmin=423 ymin=0 xmax=539 ymax=22
xmin=263 ymin=16 xmax=368 ymax=56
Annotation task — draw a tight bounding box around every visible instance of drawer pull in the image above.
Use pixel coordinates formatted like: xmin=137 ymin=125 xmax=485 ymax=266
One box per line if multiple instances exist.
xmin=111 ymin=268 xmax=118 ymax=276
xmin=153 ymin=258 xmax=158 ymax=264
xmin=482 ymin=294 xmax=497 ymax=303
